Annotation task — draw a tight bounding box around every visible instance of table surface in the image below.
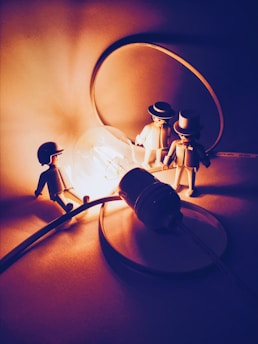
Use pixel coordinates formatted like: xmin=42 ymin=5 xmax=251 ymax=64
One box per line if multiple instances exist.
xmin=1 ymin=155 xmax=258 ymax=344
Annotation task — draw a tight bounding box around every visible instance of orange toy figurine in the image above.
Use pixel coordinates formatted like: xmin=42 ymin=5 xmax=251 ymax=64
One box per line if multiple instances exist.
xmin=135 ymin=101 xmax=176 ymax=169
xmin=163 ymin=110 xmax=210 ymax=197
xmin=35 ymin=142 xmax=89 ymax=212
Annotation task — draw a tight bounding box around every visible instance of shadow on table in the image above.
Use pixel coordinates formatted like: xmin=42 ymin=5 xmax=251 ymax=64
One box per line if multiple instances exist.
xmin=0 ymin=195 xmax=63 ymax=224
xmin=196 ymin=183 xmax=258 ymax=200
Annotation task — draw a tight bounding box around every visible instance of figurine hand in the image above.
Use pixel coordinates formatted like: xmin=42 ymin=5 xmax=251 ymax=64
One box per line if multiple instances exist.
xmin=203 ymin=160 xmax=211 ymax=168
xmin=163 ymin=164 xmax=169 ymax=170
xmin=135 ymin=135 xmax=142 ymax=146
xmin=34 ymin=190 xmax=42 ymax=198
xmin=64 ymin=187 xmax=73 ymax=191
xmin=163 ymin=155 xmax=169 ymax=165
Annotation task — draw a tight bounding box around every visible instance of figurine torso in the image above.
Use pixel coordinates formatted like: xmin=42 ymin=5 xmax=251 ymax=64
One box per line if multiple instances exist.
xmin=175 ymin=142 xmax=200 ymax=168
xmin=139 ymin=122 xmax=171 ymax=149
xmin=39 ymin=165 xmax=65 ymax=199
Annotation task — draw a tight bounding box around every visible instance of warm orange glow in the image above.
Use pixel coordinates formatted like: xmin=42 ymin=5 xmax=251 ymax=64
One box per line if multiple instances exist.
xmin=71 ymin=126 xmax=140 ymax=199
xmin=0 ymin=0 xmax=223 ymax=202
xmin=0 ymin=1 xmax=165 ymax=200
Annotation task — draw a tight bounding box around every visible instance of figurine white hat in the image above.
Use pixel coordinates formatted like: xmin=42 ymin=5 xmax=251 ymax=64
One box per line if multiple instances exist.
xmin=174 ymin=110 xmax=201 ymax=136
xmin=148 ymin=101 xmax=175 ymax=119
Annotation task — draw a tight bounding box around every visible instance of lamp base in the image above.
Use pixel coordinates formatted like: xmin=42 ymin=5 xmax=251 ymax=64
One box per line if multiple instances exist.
xmin=99 ymin=200 xmax=228 ymax=276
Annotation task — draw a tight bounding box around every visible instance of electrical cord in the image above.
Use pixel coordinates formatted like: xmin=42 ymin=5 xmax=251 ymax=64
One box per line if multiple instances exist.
xmin=1 ymin=151 xmax=256 ymax=274
xmin=1 ymin=188 xmax=258 ymax=307
xmin=213 ymin=151 xmax=258 ymax=158
xmin=0 ymin=195 xmax=121 ymax=274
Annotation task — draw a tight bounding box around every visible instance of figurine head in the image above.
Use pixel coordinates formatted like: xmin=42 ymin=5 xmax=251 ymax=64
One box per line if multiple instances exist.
xmin=37 ymin=142 xmax=64 ymax=165
xmin=174 ymin=110 xmax=201 ymax=137
xmin=148 ymin=101 xmax=175 ymax=121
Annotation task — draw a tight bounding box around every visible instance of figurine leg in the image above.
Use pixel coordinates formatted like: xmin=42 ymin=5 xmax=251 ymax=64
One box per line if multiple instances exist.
xmin=173 ymin=166 xmax=183 ymax=191
xmin=154 ymin=149 xmax=163 ymax=167
xmin=186 ymin=167 xmax=196 ymax=197
xmin=142 ymin=149 xmax=152 ymax=169
xmin=55 ymin=194 xmax=73 ymax=212
xmin=65 ymin=189 xmax=90 ymax=205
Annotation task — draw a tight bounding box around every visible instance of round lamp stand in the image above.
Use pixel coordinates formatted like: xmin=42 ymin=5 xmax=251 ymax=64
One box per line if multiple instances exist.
xmin=99 ymin=200 xmax=228 ymax=277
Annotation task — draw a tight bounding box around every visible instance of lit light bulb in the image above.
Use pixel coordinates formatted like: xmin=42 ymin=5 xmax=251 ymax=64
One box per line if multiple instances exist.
xmin=72 ymin=126 xmax=140 ymax=199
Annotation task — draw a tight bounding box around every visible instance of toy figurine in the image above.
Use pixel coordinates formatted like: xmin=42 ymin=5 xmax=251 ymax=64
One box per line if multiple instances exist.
xmin=135 ymin=101 xmax=176 ymax=169
xmin=35 ymin=142 xmax=89 ymax=212
xmin=163 ymin=110 xmax=210 ymax=197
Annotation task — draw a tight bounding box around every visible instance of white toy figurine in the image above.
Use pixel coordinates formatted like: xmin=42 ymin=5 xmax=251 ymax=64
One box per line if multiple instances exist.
xmin=35 ymin=142 xmax=89 ymax=212
xmin=163 ymin=110 xmax=210 ymax=197
xmin=135 ymin=101 xmax=175 ymax=169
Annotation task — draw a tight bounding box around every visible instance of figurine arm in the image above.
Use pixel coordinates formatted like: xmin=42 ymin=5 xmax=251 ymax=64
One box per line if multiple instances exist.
xmin=202 ymin=156 xmax=211 ymax=168
xmin=135 ymin=134 xmax=143 ymax=146
xmin=163 ymin=140 xmax=177 ymax=165
xmin=58 ymin=168 xmax=73 ymax=191
xmin=34 ymin=173 xmax=47 ymax=197
xmin=196 ymin=144 xmax=211 ymax=167
xmin=165 ymin=124 xmax=173 ymax=147
xmin=135 ymin=125 xmax=149 ymax=146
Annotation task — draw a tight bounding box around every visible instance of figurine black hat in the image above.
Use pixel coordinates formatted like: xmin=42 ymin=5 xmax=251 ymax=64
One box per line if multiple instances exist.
xmin=174 ymin=110 xmax=201 ymax=136
xmin=37 ymin=141 xmax=64 ymax=165
xmin=148 ymin=101 xmax=175 ymax=120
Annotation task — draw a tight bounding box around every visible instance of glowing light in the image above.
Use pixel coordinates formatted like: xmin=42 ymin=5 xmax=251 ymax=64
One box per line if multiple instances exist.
xmin=71 ymin=126 xmax=140 ymax=199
